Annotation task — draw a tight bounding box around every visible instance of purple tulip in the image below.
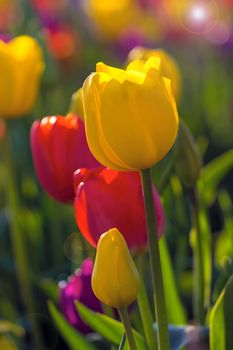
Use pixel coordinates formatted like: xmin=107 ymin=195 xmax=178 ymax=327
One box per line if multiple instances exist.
xmin=59 ymin=258 xmax=102 ymax=334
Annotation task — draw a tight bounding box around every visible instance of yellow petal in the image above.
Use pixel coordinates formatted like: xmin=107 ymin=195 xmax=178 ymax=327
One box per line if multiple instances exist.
xmin=99 ymin=73 xmax=178 ymax=169
xmin=0 ymin=41 xmax=15 ymax=117
xmin=83 ymin=73 xmax=129 ymax=170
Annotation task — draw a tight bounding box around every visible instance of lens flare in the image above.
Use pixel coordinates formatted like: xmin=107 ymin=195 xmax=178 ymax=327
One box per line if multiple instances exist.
xmin=180 ymin=0 xmax=219 ymax=34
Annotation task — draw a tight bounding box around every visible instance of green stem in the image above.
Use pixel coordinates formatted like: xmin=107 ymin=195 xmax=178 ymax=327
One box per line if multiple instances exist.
xmin=190 ymin=187 xmax=205 ymax=324
xmin=136 ymin=255 xmax=158 ymax=350
xmin=118 ymin=307 xmax=137 ymax=350
xmin=3 ymin=120 xmax=43 ymax=349
xmin=140 ymin=168 xmax=170 ymax=350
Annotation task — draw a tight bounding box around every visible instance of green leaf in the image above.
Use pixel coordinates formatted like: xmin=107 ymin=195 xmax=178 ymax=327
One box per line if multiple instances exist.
xmin=48 ymin=301 xmax=96 ymax=350
xmin=159 ymin=237 xmax=187 ymax=324
xmin=199 ymin=148 xmax=233 ymax=203
xmin=190 ymin=204 xmax=212 ymax=311
xmin=199 ymin=205 xmax=212 ymax=310
xmin=215 ymin=191 xmax=233 ymax=268
xmin=76 ymin=302 xmax=147 ymax=350
xmin=209 ymin=275 xmax=233 ymax=350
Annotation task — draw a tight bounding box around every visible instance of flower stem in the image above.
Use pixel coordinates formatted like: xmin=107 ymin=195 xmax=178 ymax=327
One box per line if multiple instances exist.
xmin=118 ymin=306 xmax=137 ymax=350
xmin=118 ymin=333 xmax=126 ymax=350
xmin=3 ymin=120 xmax=43 ymax=349
xmin=140 ymin=168 xmax=170 ymax=350
xmin=190 ymin=187 xmax=205 ymax=324
xmin=136 ymin=255 xmax=158 ymax=350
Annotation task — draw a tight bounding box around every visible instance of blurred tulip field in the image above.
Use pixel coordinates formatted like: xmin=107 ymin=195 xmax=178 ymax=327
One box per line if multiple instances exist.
xmin=1 ymin=0 xmax=233 ymax=349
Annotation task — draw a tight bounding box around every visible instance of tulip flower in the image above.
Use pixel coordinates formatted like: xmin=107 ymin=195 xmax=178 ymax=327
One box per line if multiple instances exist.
xmin=83 ymin=0 xmax=140 ymax=40
xmin=30 ymin=113 xmax=100 ymax=203
xmin=82 ymin=57 xmax=179 ymax=171
xmin=59 ymin=258 xmax=102 ymax=334
xmin=127 ymin=46 xmax=181 ymax=101
xmin=92 ymin=228 xmax=140 ymax=308
xmin=74 ymin=166 xmax=164 ymax=252
xmin=0 ymin=35 xmax=44 ymax=118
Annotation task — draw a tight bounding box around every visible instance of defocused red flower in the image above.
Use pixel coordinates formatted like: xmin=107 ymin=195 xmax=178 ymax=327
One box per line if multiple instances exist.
xmin=30 ymin=113 xmax=100 ymax=203
xmin=31 ymin=0 xmax=64 ymax=16
xmin=43 ymin=24 xmax=79 ymax=61
xmin=74 ymin=167 xmax=165 ymax=253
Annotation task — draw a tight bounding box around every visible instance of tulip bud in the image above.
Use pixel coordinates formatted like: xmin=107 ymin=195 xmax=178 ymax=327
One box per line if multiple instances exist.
xmin=69 ymin=88 xmax=84 ymax=121
xmin=175 ymin=120 xmax=202 ymax=188
xmin=92 ymin=228 xmax=140 ymax=308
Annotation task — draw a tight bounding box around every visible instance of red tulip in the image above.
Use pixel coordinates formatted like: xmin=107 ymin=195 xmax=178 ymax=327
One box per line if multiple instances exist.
xmin=74 ymin=167 xmax=165 ymax=253
xmin=30 ymin=113 xmax=100 ymax=203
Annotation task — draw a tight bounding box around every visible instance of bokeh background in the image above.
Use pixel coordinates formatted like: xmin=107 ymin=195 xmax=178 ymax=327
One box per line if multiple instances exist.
xmin=0 ymin=0 xmax=233 ymax=349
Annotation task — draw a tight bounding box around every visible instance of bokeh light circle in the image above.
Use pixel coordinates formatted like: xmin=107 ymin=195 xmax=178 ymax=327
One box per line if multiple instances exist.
xmin=205 ymin=21 xmax=231 ymax=45
xmin=64 ymin=232 xmax=85 ymax=264
xmin=179 ymin=0 xmax=219 ymax=34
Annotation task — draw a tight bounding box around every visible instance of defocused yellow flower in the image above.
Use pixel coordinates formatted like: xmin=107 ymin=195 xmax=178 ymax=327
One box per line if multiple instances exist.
xmin=127 ymin=47 xmax=181 ymax=101
xmin=69 ymin=88 xmax=84 ymax=121
xmin=82 ymin=57 xmax=179 ymax=171
xmin=0 ymin=336 xmax=17 ymax=350
xmin=92 ymin=228 xmax=140 ymax=308
xmin=0 ymin=35 xmax=44 ymax=118
xmin=84 ymin=0 xmax=140 ymax=40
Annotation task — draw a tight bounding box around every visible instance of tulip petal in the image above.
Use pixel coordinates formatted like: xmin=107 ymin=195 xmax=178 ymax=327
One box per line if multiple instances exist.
xmin=83 ymin=73 xmax=131 ymax=170
xmin=98 ymin=71 xmax=178 ymax=169
xmin=0 ymin=41 xmax=16 ymax=117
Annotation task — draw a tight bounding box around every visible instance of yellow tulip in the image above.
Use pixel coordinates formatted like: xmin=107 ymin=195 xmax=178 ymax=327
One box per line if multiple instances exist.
xmin=92 ymin=228 xmax=140 ymax=308
xmin=69 ymin=88 xmax=84 ymax=121
xmin=82 ymin=57 xmax=179 ymax=171
xmin=84 ymin=0 xmax=140 ymax=40
xmin=0 ymin=337 xmax=17 ymax=350
xmin=0 ymin=35 xmax=44 ymax=118
xmin=127 ymin=47 xmax=181 ymax=101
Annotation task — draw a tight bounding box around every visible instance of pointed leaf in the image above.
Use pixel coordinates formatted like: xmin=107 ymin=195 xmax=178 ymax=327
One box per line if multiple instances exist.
xmin=209 ymin=275 xmax=233 ymax=350
xmin=199 ymin=148 xmax=233 ymax=203
xmin=160 ymin=237 xmax=187 ymax=324
xmin=76 ymin=302 xmax=147 ymax=350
